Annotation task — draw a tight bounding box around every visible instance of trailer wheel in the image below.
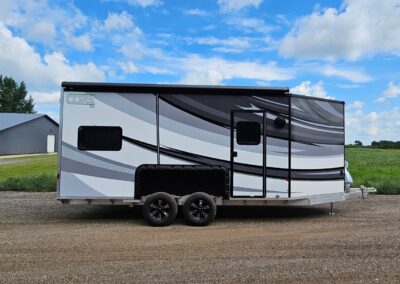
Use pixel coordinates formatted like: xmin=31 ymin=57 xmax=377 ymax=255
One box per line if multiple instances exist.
xmin=143 ymin=192 xmax=177 ymax=226
xmin=182 ymin=192 xmax=216 ymax=226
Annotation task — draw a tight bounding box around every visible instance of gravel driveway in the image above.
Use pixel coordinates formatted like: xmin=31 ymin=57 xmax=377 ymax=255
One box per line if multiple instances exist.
xmin=0 ymin=192 xmax=399 ymax=283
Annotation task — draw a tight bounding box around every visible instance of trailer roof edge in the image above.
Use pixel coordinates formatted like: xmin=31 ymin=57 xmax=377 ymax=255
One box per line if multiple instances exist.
xmin=62 ymin=82 xmax=289 ymax=95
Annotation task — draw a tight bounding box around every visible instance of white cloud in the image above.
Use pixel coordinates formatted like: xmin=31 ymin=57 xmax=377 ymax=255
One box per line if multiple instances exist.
xmin=67 ymin=33 xmax=93 ymax=52
xmin=375 ymin=81 xmax=400 ymax=102
xmin=1 ymin=0 xmax=93 ymax=52
xmin=0 ymin=0 xmax=17 ymax=20
xmin=104 ymin=11 xmax=134 ymax=31
xmin=25 ymin=20 xmax=56 ymax=45
xmin=367 ymin=126 xmax=379 ymax=136
xmin=30 ymin=91 xmax=60 ymax=103
xmin=218 ymin=0 xmax=262 ymax=12
xmin=366 ymin=112 xmax=378 ymax=122
xmin=184 ymin=9 xmax=207 ymax=16
xmin=181 ymin=69 xmax=224 ymax=85
xmin=126 ymin=0 xmax=162 ymax=7
xmin=141 ymin=66 xmax=173 ymax=75
xmin=279 ymin=0 xmax=400 ymax=61
xmin=319 ymin=65 xmax=372 ymax=83
xmin=228 ymin=17 xmax=273 ymax=34
xmin=290 ymin=81 xmax=334 ymax=99
xmin=116 ymin=29 xmax=165 ymax=61
xmin=184 ymin=35 xmax=277 ymax=54
xmin=186 ymin=36 xmax=252 ymax=52
xmin=346 ymin=107 xmax=400 ymax=144
xmin=296 ymin=64 xmax=371 ymax=83
xmin=178 ymin=55 xmax=293 ymax=84
xmin=118 ymin=61 xmax=139 ymax=74
xmin=346 ymin=100 xmax=364 ymax=110
xmin=0 ymin=23 xmax=104 ymax=91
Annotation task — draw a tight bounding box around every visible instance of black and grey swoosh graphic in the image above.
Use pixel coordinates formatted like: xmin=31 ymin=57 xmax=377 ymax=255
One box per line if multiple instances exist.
xmin=122 ymin=136 xmax=343 ymax=180
xmin=159 ymin=94 xmax=291 ymax=141
xmin=159 ymin=94 xmax=344 ymax=145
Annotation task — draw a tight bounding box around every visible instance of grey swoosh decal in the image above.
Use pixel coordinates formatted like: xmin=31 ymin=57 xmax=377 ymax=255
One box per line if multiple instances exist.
xmin=291 ymin=142 xmax=343 ymax=157
xmin=95 ymin=93 xmax=156 ymax=127
xmin=61 ymin=157 xmax=134 ymax=181
xmin=62 ymin=142 xmax=136 ymax=170
xmin=60 ymin=172 xmax=107 ymax=197
xmin=62 ymin=144 xmax=134 ymax=174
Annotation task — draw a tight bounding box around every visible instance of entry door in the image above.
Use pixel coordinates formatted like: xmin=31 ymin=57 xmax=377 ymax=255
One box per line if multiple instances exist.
xmin=47 ymin=135 xmax=55 ymax=153
xmin=231 ymin=110 xmax=266 ymax=198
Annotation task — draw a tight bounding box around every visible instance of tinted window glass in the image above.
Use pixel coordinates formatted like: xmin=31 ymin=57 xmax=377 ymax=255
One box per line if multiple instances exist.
xmin=236 ymin=121 xmax=260 ymax=145
xmin=78 ymin=126 xmax=122 ymax=151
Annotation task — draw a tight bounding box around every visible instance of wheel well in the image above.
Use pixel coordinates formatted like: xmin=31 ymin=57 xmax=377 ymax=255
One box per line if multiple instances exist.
xmin=135 ymin=164 xmax=229 ymax=199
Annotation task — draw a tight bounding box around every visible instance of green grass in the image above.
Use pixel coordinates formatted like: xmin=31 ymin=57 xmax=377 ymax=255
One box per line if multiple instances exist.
xmin=0 ymin=154 xmax=57 ymax=192
xmin=346 ymin=148 xmax=400 ymax=194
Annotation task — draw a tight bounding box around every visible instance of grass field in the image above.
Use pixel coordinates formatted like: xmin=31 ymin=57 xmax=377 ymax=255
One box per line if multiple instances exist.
xmin=0 ymin=154 xmax=57 ymax=192
xmin=0 ymin=149 xmax=399 ymax=193
xmin=345 ymin=148 xmax=400 ymax=194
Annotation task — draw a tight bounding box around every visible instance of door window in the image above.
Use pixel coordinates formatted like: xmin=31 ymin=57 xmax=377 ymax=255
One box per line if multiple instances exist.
xmin=236 ymin=121 xmax=261 ymax=145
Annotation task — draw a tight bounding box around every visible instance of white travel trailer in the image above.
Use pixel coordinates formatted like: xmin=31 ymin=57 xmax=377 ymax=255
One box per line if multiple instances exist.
xmin=58 ymin=82 xmax=353 ymax=226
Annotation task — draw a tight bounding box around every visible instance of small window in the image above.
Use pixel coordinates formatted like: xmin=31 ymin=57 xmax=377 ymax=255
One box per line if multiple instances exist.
xmin=78 ymin=126 xmax=122 ymax=151
xmin=236 ymin=121 xmax=261 ymax=145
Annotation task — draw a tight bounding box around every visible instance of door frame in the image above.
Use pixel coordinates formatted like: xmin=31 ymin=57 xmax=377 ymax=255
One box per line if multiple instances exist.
xmin=230 ymin=110 xmax=266 ymax=198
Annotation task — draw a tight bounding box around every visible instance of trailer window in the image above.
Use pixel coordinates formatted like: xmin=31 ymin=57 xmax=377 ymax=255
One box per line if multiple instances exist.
xmin=236 ymin=121 xmax=260 ymax=145
xmin=78 ymin=126 xmax=122 ymax=151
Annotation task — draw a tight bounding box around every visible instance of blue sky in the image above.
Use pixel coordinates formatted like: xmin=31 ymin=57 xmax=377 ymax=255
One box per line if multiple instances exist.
xmin=0 ymin=0 xmax=399 ymax=144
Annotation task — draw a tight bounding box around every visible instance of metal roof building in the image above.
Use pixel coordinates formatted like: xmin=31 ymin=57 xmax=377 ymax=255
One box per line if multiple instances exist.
xmin=0 ymin=113 xmax=58 ymax=155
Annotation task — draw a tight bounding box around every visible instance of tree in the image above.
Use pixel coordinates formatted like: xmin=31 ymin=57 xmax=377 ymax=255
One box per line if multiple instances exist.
xmin=354 ymin=140 xmax=363 ymax=146
xmin=0 ymin=75 xmax=35 ymax=113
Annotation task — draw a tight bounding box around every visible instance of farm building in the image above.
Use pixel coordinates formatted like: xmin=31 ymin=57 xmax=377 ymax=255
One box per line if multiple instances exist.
xmin=0 ymin=113 xmax=58 ymax=155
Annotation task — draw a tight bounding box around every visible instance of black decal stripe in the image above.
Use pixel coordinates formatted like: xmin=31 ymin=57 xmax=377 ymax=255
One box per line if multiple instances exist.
xmin=123 ymin=136 xmax=344 ymax=181
xmin=159 ymin=95 xmax=291 ymax=141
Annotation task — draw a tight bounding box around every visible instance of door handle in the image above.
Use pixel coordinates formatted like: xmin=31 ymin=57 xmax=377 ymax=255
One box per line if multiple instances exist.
xmin=232 ymin=151 xmax=238 ymax=157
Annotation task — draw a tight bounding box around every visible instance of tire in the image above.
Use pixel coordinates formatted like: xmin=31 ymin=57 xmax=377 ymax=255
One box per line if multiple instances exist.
xmin=143 ymin=192 xmax=177 ymax=226
xmin=182 ymin=192 xmax=217 ymax=226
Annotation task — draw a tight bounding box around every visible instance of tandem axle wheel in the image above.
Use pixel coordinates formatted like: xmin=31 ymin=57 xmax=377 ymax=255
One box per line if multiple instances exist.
xmin=142 ymin=192 xmax=217 ymax=226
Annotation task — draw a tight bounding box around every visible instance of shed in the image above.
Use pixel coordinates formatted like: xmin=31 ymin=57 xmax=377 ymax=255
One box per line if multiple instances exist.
xmin=0 ymin=113 xmax=59 ymax=155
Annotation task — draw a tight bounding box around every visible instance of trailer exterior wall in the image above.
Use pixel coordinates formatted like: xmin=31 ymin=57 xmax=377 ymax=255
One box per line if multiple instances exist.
xmin=290 ymin=96 xmax=345 ymax=197
xmin=59 ymin=92 xmax=156 ymax=199
xmin=58 ymin=83 xmax=345 ymax=202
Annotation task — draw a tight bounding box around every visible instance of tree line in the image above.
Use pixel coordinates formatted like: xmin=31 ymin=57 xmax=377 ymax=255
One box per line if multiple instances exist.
xmin=347 ymin=140 xmax=400 ymax=149
xmin=371 ymin=140 xmax=400 ymax=149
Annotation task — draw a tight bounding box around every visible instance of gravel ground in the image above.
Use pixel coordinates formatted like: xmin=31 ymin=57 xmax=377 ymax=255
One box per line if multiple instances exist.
xmin=0 ymin=192 xmax=399 ymax=283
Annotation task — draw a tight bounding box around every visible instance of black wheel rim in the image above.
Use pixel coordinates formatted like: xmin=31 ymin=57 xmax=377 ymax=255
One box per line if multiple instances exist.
xmin=189 ymin=198 xmax=210 ymax=221
xmin=149 ymin=198 xmax=170 ymax=222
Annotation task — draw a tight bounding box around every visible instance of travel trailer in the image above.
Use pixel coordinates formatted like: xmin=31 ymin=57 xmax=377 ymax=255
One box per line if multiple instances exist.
xmin=58 ymin=82 xmax=353 ymax=226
